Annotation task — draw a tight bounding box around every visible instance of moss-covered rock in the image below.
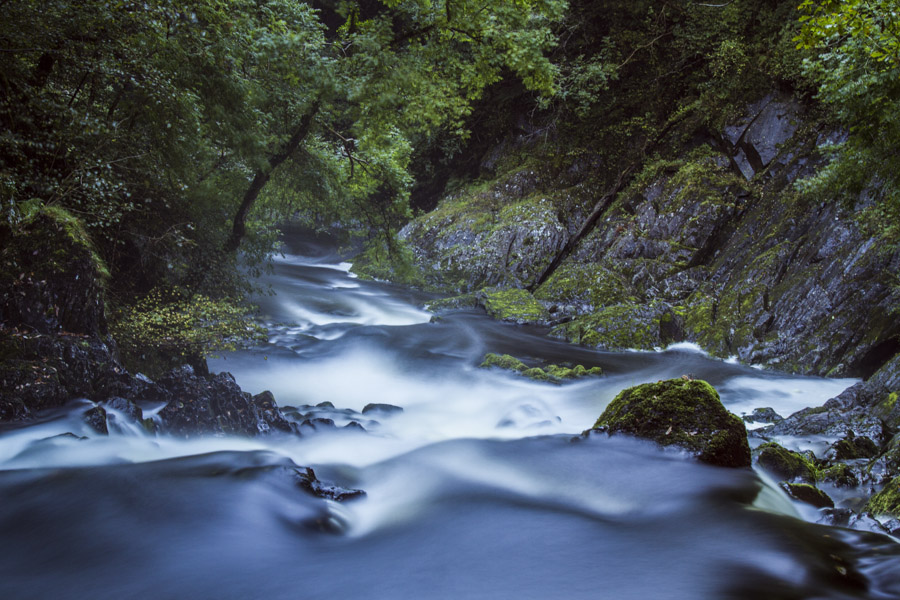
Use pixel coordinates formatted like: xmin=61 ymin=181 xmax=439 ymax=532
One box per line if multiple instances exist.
xmin=550 ymin=302 xmax=676 ymax=350
xmin=865 ymin=476 xmax=900 ymax=517
xmin=780 ymin=482 xmax=834 ymax=509
xmin=591 ymin=378 xmax=751 ymax=468
xmin=821 ymin=463 xmax=860 ymax=488
xmin=425 ymin=293 xmax=479 ymax=311
xmin=478 ymin=287 xmax=549 ymax=324
xmin=828 ymin=433 xmax=879 ymax=461
xmin=480 ymin=353 xmax=528 ymax=372
xmin=755 ymin=442 xmax=818 ymax=483
xmin=479 ymin=352 xmax=602 ymax=383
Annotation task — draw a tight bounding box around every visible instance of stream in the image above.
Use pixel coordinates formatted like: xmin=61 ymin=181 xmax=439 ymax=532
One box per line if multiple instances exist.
xmin=1 ymin=230 xmax=899 ymax=599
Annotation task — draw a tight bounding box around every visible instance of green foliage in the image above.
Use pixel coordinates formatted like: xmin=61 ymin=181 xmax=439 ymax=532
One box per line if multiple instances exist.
xmin=795 ymin=0 xmax=900 ymax=243
xmin=0 ymin=0 xmax=567 ymax=304
xmin=111 ymin=289 xmax=267 ymax=375
xmin=866 ymin=475 xmax=900 ymax=516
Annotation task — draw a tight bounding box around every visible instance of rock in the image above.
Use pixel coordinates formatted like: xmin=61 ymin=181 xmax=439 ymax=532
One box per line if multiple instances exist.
xmin=476 ymin=287 xmax=549 ymax=324
xmin=754 ymin=442 xmax=817 ymax=483
xmin=742 ymin=407 xmax=783 ymax=424
xmin=103 ymin=396 xmax=143 ymax=422
xmin=590 ymin=378 xmax=751 ymax=468
xmin=361 ymin=403 xmax=404 ymax=415
xmin=827 ymin=433 xmax=879 ymax=461
xmin=82 ymin=405 xmax=108 ymax=434
xmin=148 ymin=369 xmax=296 ymax=437
xmin=817 ymin=508 xmax=892 ymax=535
xmin=780 ymin=482 xmax=834 ymax=509
xmin=820 ymin=463 xmax=860 ymax=488
xmin=865 ymin=476 xmax=900 ymax=517
xmin=292 ymin=466 xmax=366 ymax=502
xmin=479 ymin=352 xmax=602 ymax=383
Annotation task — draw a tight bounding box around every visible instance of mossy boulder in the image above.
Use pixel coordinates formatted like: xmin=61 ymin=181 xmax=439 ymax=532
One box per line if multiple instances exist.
xmin=821 ymin=463 xmax=860 ymax=488
xmin=827 ymin=433 xmax=879 ymax=461
xmin=865 ymin=476 xmax=900 ymax=517
xmin=0 ymin=206 xmax=108 ymax=337
xmin=480 ymin=353 xmax=602 ymax=383
xmin=755 ymin=442 xmax=818 ymax=483
xmin=591 ymin=378 xmax=751 ymax=468
xmin=780 ymin=482 xmax=834 ymax=509
xmin=477 ymin=287 xmax=549 ymax=324
xmin=425 ymin=293 xmax=479 ymax=311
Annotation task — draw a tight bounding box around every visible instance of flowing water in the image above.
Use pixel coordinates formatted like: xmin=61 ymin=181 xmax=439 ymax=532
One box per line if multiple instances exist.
xmin=1 ymin=230 xmax=899 ymax=599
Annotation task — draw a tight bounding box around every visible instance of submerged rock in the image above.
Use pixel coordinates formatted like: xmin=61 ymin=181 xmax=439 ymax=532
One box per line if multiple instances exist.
xmin=589 ymin=378 xmax=751 ymax=468
xmin=742 ymin=407 xmax=783 ymax=424
xmin=361 ymin=403 xmax=404 ymax=416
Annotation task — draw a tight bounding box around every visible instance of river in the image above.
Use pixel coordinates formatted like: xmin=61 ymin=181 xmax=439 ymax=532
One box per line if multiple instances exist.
xmin=1 ymin=230 xmax=898 ymax=599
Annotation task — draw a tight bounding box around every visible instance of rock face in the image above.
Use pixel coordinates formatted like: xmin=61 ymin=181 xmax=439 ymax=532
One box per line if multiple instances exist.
xmin=0 ymin=207 xmax=295 ymax=437
xmin=403 ymin=92 xmax=900 ymax=380
xmin=589 ymin=378 xmax=751 ymax=468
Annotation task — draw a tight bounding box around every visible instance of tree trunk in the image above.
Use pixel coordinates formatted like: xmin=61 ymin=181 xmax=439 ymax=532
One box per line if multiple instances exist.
xmin=224 ymin=102 xmax=320 ymax=253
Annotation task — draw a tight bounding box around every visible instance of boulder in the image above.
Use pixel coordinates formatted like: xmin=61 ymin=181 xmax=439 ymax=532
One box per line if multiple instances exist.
xmin=590 ymin=378 xmax=751 ymax=468
xmin=754 ymin=442 xmax=819 ymax=483
xmin=780 ymin=482 xmax=834 ymax=509
xmin=865 ymin=476 xmax=900 ymax=518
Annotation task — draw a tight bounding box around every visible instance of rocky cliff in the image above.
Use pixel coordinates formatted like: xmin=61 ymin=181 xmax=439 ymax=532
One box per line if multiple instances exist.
xmin=403 ymin=92 xmax=900 ymax=381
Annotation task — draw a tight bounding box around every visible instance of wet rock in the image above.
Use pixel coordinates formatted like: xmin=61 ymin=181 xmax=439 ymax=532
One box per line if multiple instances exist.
xmin=589 ymin=378 xmax=751 ymax=468
xmin=292 ymin=466 xmax=365 ymax=502
xmin=343 ymin=421 xmax=366 ymax=431
xmin=820 ymin=463 xmax=860 ymax=488
xmin=147 ymin=368 xmax=296 ymax=437
xmin=299 ymin=418 xmax=336 ymax=433
xmin=361 ymin=403 xmax=404 ymax=416
xmin=816 ymin=508 xmax=892 ymax=535
xmin=827 ymin=433 xmax=879 ymax=461
xmin=82 ymin=405 xmax=108 ymax=434
xmin=780 ymin=482 xmax=834 ymax=509
xmin=103 ymin=396 xmax=143 ymax=422
xmin=742 ymin=407 xmax=783 ymax=424
xmin=865 ymin=476 xmax=900 ymax=517
xmin=755 ymin=442 xmax=817 ymax=483
xmin=477 ymin=287 xmax=549 ymax=324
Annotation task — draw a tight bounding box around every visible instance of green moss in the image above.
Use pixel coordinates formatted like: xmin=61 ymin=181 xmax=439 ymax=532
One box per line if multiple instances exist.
xmin=479 ymin=352 xmax=602 ymax=383
xmin=350 ymin=236 xmax=424 ymax=287
xmin=780 ymin=482 xmax=834 ymax=509
xmin=821 ymin=463 xmax=859 ymax=488
xmin=865 ymin=476 xmax=900 ymax=517
xmin=479 ymin=287 xmax=549 ymax=323
xmin=534 ymin=262 xmax=630 ymax=308
xmin=480 ymin=353 xmax=527 ymax=372
xmin=755 ymin=442 xmax=818 ymax=483
xmin=38 ymin=205 xmax=110 ymax=280
xmin=550 ymin=303 xmax=660 ymax=350
xmin=592 ymin=378 xmax=751 ymax=468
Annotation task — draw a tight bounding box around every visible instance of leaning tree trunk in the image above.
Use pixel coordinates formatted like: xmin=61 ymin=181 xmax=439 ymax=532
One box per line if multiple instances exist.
xmin=224 ymin=103 xmax=320 ymax=253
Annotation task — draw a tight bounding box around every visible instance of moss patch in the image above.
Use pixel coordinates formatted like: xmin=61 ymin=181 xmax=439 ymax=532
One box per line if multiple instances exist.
xmin=425 ymin=293 xmax=479 ymax=311
xmin=865 ymin=476 xmax=900 ymax=517
xmin=479 ymin=352 xmax=602 ymax=383
xmin=592 ymin=378 xmax=751 ymax=468
xmin=550 ymin=303 xmax=663 ymax=350
xmin=780 ymin=482 xmax=834 ymax=509
xmin=755 ymin=442 xmax=818 ymax=483
xmin=478 ymin=287 xmax=549 ymax=323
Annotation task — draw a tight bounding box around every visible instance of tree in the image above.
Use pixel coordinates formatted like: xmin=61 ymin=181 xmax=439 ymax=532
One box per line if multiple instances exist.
xmin=1 ymin=0 xmax=566 ymax=299
xmin=795 ymin=0 xmax=900 ymax=240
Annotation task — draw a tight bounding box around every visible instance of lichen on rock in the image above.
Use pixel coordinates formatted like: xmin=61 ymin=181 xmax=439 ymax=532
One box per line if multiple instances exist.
xmin=477 ymin=287 xmax=549 ymax=324
xmin=590 ymin=378 xmax=751 ymax=468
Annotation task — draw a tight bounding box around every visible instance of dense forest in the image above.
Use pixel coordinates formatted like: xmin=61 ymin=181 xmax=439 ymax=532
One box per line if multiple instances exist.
xmin=3 ymin=2 xmax=900 ymax=597
xmin=2 ymin=0 xmax=898 ymax=371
